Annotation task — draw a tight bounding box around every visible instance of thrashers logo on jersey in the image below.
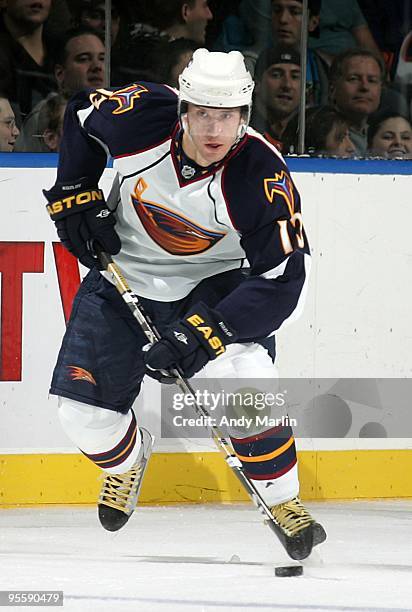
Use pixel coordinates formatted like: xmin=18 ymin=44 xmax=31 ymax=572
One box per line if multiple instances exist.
xmin=90 ymin=84 xmax=149 ymax=114
xmin=264 ymin=170 xmax=295 ymax=216
xmin=67 ymin=366 xmax=97 ymax=385
xmin=110 ymin=84 xmax=150 ymax=114
xmin=131 ymin=178 xmax=226 ymax=255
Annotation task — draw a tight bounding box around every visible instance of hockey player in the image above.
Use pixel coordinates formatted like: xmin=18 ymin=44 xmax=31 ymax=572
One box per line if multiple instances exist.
xmin=44 ymin=48 xmax=326 ymax=559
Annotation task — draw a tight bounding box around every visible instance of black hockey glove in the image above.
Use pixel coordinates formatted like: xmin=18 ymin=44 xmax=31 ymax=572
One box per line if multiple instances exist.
xmin=43 ymin=181 xmax=121 ymax=269
xmin=143 ymin=303 xmax=237 ymax=380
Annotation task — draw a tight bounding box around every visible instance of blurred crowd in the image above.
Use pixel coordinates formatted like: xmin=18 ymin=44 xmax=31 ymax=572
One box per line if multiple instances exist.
xmin=1 ymin=0 xmax=412 ymax=159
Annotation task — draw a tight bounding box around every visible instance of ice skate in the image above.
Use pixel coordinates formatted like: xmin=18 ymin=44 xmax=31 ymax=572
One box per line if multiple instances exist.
xmin=98 ymin=428 xmax=154 ymax=531
xmin=270 ymin=496 xmax=327 ymax=560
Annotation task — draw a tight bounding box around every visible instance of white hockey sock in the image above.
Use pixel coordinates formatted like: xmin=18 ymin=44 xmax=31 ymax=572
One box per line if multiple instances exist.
xmin=252 ymin=463 xmax=300 ymax=506
xmin=58 ymin=397 xmax=142 ymax=474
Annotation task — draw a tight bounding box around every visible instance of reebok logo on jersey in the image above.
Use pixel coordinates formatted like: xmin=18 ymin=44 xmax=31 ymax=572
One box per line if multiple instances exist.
xmin=96 ymin=208 xmax=111 ymax=219
xmin=67 ymin=366 xmax=97 ymax=385
xmin=174 ymin=331 xmax=188 ymax=344
xmin=217 ymin=321 xmax=235 ymax=338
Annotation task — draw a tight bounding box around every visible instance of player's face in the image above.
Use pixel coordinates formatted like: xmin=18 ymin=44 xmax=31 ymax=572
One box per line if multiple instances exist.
xmin=370 ymin=116 xmax=412 ymax=158
xmin=271 ymin=0 xmax=319 ymax=46
xmin=256 ymin=63 xmax=301 ymax=118
xmin=331 ymin=57 xmax=382 ymax=120
xmin=184 ymin=0 xmax=213 ymax=44
xmin=4 ymin=0 xmax=51 ymax=25
xmin=183 ymin=104 xmax=242 ymax=166
xmin=324 ymin=122 xmax=355 ymax=157
xmin=0 ymin=98 xmax=19 ymax=152
xmin=55 ymin=34 xmax=106 ymax=95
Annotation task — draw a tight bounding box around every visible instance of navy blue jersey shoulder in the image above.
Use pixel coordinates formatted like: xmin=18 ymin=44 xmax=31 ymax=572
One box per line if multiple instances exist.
xmin=56 ymin=82 xmax=178 ymax=184
xmin=221 ymin=134 xmax=307 ymax=276
xmin=215 ymin=134 xmax=310 ymax=340
xmin=83 ymin=82 xmax=178 ymax=157
xmin=222 ymin=134 xmax=302 ymax=233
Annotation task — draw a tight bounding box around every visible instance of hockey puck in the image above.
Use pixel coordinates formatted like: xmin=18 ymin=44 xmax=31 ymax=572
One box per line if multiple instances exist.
xmin=275 ymin=565 xmax=303 ymax=577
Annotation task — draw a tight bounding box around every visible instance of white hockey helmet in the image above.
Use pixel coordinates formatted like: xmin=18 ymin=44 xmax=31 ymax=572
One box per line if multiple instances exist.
xmin=179 ymin=48 xmax=254 ymax=108
xmin=178 ymin=48 xmax=254 ymax=139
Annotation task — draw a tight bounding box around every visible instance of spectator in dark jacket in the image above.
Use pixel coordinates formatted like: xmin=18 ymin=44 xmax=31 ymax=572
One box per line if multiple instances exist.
xmin=116 ymin=0 xmax=213 ymax=83
xmin=15 ymin=27 xmax=106 ymax=152
xmin=0 ymin=0 xmax=57 ymax=118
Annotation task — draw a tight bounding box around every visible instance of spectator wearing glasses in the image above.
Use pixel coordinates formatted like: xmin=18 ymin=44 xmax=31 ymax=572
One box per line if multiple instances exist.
xmin=0 ymin=94 xmax=19 ymax=151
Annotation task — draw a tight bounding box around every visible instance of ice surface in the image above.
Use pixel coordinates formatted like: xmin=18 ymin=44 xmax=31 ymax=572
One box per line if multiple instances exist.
xmin=0 ymin=500 xmax=411 ymax=612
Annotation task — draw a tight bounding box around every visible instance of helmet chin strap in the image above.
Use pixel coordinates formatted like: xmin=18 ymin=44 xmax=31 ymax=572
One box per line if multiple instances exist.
xmin=180 ymin=113 xmax=192 ymax=140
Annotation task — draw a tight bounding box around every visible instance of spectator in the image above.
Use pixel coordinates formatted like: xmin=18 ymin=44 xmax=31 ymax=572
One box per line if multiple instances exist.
xmin=367 ymin=112 xmax=412 ymax=158
xmin=272 ymin=0 xmax=321 ymax=47
xmin=211 ymin=1 xmax=254 ymax=53
xmin=157 ymin=38 xmax=199 ymax=88
xmin=283 ymin=105 xmax=355 ymax=156
xmin=15 ymin=27 xmax=105 ymax=152
xmin=329 ymin=48 xmax=385 ymax=155
xmin=72 ymin=0 xmax=134 ymax=86
xmin=119 ymin=0 xmax=213 ymax=83
xmin=309 ymin=0 xmax=381 ymax=58
xmin=250 ymin=45 xmax=301 ymax=149
xmin=0 ymin=94 xmax=19 ymax=151
xmin=358 ymin=0 xmax=412 ymax=78
xmin=269 ymin=0 xmax=329 ymax=106
xmin=46 ymin=0 xmax=72 ymax=38
xmin=389 ymin=29 xmax=412 ymax=121
xmin=394 ymin=30 xmax=412 ymax=93
xmin=139 ymin=0 xmax=213 ymax=44
xmin=37 ymin=93 xmax=67 ymax=153
xmin=72 ymin=0 xmax=125 ymax=47
xmin=206 ymin=0 xmax=244 ymax=49
xmin=0 ymin=0 xmax=57 ymax=118
xmin=54 ymin=26 xmax=105 ymax=94
xmin=239 ymin=0 xmax=272 ymax=52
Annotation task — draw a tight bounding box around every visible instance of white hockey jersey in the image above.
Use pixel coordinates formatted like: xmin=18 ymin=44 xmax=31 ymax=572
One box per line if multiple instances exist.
xmin=48 ymin=82 xmax=310 ymax=341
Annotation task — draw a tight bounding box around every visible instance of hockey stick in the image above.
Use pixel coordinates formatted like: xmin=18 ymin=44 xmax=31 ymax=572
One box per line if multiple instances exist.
xmin=95 ymin=245 xmax=307 ymax=559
